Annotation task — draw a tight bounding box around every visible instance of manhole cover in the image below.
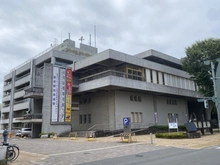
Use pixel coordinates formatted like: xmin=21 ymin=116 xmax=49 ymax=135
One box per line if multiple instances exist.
xmin=136 ymin=155 xmax=143 ymax=157
xmin=84 ymin=152 xmax=90 ymax=154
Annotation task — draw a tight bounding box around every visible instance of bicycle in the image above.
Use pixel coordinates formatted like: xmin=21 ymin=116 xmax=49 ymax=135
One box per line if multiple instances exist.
xmin=2 ymin=143 xmax=20 ymax=161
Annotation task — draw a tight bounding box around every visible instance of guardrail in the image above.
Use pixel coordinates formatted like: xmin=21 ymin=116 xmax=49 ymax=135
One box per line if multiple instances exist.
xmin=79 ymin=70 xmax=145 ymax=83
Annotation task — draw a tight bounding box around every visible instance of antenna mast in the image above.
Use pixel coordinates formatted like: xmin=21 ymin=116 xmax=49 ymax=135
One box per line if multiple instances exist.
xmin=94 ymin=25 xmax=96 ymax=47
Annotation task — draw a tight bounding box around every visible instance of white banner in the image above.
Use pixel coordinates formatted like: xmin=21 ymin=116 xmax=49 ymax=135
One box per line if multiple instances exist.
xmin=52 ymin=67 xmax=59 ymax=122
xmin=59 ymin=68 xmax=66 ymax=122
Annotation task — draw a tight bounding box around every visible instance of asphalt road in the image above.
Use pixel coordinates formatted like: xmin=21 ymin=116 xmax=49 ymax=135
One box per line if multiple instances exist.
xmin=79 ymin=146 xmax=220 ymax=165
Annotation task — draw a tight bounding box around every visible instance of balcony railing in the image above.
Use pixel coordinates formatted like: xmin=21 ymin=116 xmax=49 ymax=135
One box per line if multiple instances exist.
xmin=79 ymin=70 xmax=145 ymax=83
xmin=24 ymin=87 xmax=44 ymax=98
xmin=23 ymin=114 xmax=42 ymax=120
xmin=14 ymin=99 xmax=28 ymax=105
xmin=25 ymin=87 xmax=43 ymax=94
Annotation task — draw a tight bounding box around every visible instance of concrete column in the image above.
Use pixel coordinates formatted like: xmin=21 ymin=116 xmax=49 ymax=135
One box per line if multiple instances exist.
xmin=8 ymin=71 xmax=15 ymax=131
xmin=51 ymin=56 xmax=56 ymax=64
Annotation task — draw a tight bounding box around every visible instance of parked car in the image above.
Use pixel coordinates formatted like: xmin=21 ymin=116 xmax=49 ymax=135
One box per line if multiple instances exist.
xmin=15 ymin=130 xmax=21 ymax=136
xmin=20 ymin=128 xmax=32 ymax=137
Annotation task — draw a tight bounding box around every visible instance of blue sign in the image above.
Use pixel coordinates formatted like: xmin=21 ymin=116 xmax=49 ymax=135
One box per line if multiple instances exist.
xmin=123 ymin=117 xmax=130 ymax=126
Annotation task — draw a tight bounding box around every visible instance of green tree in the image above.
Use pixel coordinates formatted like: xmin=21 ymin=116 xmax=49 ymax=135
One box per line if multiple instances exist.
xmin=181 ymin=38 xmax=220 ymax=97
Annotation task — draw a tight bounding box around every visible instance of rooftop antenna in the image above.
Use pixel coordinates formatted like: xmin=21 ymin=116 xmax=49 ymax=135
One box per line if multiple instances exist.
xmin=79 ymin=36 xmax=84 ymax=43
xmin=89 ymin=34 xmax=91 ymax=46
xmin=94 ymin=25 xmax=96 ymax=47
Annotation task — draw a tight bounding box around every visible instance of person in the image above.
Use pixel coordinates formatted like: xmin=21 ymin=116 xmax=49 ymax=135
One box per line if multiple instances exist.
xmin=2 ymin=128 xmax=8 ymax=145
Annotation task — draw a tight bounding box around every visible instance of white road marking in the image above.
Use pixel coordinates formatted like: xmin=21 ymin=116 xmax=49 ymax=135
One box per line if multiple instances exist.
xmin=49 ymin=142 xmax=146 ymax=156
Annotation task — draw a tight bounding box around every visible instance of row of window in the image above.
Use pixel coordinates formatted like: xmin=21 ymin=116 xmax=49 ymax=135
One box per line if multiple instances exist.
xmin=130 ymin=112 xmax=179 ymax=123
xmin=79 ymin=114 xmax=91 ymax=124
xmin=168 ymin=113 xmax=178 ymax=123
xmin=130 ymin=95 xmax=142 ymax=102
xmin=79 ymin=98 xmax=91 ymax=104
xmin=167 ymin=99 xmax=177 ymax=105
xmin=131 ymin=112 xmax=143 ymax=123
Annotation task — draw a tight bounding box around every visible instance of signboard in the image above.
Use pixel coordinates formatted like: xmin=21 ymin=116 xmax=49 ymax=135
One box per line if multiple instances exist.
xmin=59 ymin=68 xmax=66 ymax=122
xmin=169 ymin=122 xmax=178 ymax=129
xmin=52 ymin=67 xmax=59 ymax=122
xmin=123 ymin=117 xmax=130 ymax=126
xmin=65 ymin=68 xmax=72 ymax=122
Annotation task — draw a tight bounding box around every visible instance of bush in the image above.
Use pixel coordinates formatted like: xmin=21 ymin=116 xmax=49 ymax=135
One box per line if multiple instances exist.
xmin=48 ymin=132 xmax=56 ymax=138
xmin=39 ymin=132 xmax=47 ymax=138
xmin=155 ymin=132 xmax=187 ymax=139
xmin=149 ymin=125 xmax=186 ymax=133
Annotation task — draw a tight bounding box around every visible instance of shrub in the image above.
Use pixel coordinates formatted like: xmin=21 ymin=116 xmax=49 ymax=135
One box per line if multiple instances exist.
xmin=149 ymin=125 xmax=186 ymax=133
xmin=155 ymin=132 xmax=187 ymax=139
xmin=39 ymin=132 xmax=47 ymax=138
xmin=48 ymin=132 xmax=56 ymax=138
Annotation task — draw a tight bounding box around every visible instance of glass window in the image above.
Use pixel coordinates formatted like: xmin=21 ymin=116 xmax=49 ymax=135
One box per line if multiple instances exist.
xmin=88 ymin=114 xmax=91 ymax=123
xmin=79 ymin=115 xmax=82 ymax=124
xmin=84 ymin=114 xmax=87 ymax=124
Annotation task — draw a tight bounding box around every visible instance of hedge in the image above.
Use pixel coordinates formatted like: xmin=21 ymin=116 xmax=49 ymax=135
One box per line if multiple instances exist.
xmin=155 ymin=132 xmax=187 ymax=139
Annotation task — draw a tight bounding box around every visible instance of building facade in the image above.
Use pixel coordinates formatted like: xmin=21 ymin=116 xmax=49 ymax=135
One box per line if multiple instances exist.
xmin=1 ymin=39 xmax=208 ymax=137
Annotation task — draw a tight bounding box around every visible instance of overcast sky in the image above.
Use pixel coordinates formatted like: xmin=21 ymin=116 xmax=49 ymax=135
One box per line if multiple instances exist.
xmin=0 ymin=0 xmax=220 ymax=102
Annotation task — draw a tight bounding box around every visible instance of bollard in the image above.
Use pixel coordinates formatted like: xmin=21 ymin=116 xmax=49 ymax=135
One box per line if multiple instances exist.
xmin=150 ymin=133 xmax=153 ymax=144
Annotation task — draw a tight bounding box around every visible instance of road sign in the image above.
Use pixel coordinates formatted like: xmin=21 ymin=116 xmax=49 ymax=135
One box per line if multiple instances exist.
xmin=123 ymin=117 xmax=129 ymax=126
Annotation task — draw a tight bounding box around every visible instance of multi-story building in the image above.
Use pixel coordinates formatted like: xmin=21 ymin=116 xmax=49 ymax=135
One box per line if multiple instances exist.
xmin=1 ymin=39 xmax=207 ymax=137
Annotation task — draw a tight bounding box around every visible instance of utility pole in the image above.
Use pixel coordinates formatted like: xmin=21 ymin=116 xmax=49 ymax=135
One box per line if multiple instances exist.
xmin=210 ymin=61 xmax=220 ymax=131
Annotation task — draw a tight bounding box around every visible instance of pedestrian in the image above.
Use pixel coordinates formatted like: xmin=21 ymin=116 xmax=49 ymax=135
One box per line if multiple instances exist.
xmin=2 ymin=127 xmax=8 ymax=145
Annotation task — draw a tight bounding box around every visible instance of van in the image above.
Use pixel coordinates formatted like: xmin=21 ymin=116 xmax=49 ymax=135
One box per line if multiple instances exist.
xmin=21 ymin=128 xmax=32 ymax=137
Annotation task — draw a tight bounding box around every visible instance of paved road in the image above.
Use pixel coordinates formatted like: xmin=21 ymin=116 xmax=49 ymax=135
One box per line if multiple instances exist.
xmin=6 ymin=137 xmax=220 ymax=165
xmin=80 ymin=146 xmax=220 ymax=165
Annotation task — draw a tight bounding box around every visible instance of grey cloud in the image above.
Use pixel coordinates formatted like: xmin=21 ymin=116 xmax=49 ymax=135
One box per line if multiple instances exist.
xmin=1 ymin=0 xmax=220 ymax=102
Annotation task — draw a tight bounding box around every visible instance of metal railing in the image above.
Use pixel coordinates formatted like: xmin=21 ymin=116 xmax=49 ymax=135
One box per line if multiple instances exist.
xmin=23 ymin=114 xmax=42 ymax=120
xmin=79 ymin=70 xmax=145 ymax=83
xmin=87 ymin=123 xmax=154 ymax=131
xmin=11 ymin=44 xmax=58 ymax=72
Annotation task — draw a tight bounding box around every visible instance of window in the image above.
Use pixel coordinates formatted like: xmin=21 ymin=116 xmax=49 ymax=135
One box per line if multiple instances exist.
xmin=79 ymin=115 xmax=82 ymax=124
xmin=131 ymin=112 xmax=135 ymax=122
xmin=135 ymin=112 xmax=139 ymax=122
xmin=167 ymin=99 xmax=177 ymax=105
xmin=127 ymin=65 xmax=143 ymax=81
xmin=168 ymin=113 xmax=178 ymax=123
xmin=84 ymin=114 xmax=87 ymax=124
xmin=88 ymin=114 xmax=91 ymax=123
xmin=134 ymin=96 xmax=137 ymax=101
xmin=130 ymin=95 xmax=142 ymax=102
xmin=131 ymin=112 xmax=143 ymax=123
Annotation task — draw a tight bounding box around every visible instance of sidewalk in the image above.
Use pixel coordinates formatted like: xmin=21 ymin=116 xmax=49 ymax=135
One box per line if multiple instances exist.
xmin=8 ymin=131 xmax=220 ymax=165
xmin=50 ymin=130 xmax=220 ymax=149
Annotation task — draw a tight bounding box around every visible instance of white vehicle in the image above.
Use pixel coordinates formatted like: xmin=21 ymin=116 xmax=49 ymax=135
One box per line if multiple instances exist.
xmin=20 ymin=128 xmax=32 ymax=137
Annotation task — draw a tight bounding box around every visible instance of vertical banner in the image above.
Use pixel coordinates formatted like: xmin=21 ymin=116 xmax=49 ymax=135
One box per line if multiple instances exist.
xmin=59 ymin=68 xmax=66 ymax=122
xmin=52 ymin=67 xmax=59 ymax=122
xmin=65 ymin=68 xmax=72 ymax=122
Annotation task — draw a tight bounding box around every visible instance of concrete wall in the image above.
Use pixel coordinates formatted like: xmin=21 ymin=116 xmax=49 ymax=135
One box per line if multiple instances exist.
xmin=42 ymin=63 xmax=71 ymax=134
xmin=72 ymin=91 xmax=110 ymax=130
xmin=115 ymin=91 xmax=155 ymax=129
xmin=156 ymin=96 xmax=188 ymax=125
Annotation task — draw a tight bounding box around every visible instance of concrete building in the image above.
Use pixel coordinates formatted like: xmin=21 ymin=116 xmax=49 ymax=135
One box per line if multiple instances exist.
xmin=1 ymin=39 xmax=207 ymax=137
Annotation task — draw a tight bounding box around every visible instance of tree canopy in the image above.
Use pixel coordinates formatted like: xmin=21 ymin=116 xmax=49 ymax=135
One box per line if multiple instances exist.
xmin=181 ymin=38 xmax=220 ymax=97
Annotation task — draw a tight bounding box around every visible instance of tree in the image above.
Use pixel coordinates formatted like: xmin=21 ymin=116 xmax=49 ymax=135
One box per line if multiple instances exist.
xmin=181 ymin=38 xmax=220 ymax=97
